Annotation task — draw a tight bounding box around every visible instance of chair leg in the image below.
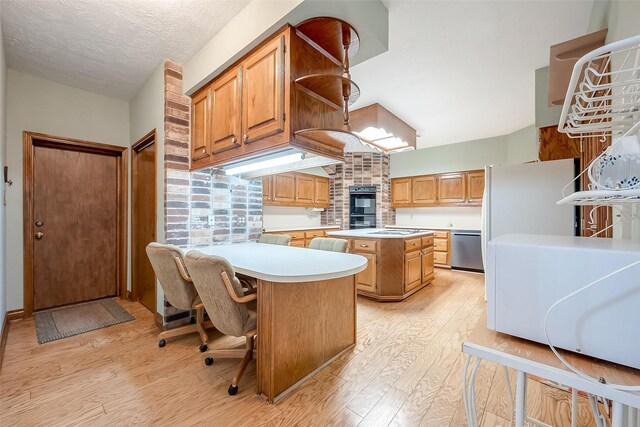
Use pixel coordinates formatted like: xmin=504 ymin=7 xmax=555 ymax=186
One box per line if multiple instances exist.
xmin=230 ymin=335 xmax=255 ymax=390
xmin=195 ymin=305 xmax=209 ymax=345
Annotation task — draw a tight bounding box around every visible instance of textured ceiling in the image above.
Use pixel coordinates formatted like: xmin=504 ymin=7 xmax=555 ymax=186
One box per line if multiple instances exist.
xmin=351 ymin=0 xmax=595 ymax=149
xmin=1 ymin=0 xmax=250 ymax=100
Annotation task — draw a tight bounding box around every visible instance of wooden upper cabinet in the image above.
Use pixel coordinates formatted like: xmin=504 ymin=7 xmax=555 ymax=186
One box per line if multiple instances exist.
xmin=412 ymin=176 xmax=437 ymax=205
xmin=262 ymin=175 xmax=273 ymax=202
xmin=438 ymin=173 xmax=466 ymax=204
xmin=295 ymin=174 xmax=314 ymax=204
xmin=242 ymin=35 xmax=285 ymax=145
xmin=314 ymin=176 xmax=330 ymax=207
xmin=273 ymin=173 xmax=295 ymax=203
xmin=210 ymin=67 xmax=242 ymax=154
xmin=191 ymin=88 xmax=211 ymax=161
xmin=466 ymin=170 xmax=485 ymax=204
xmin=391 ymin=178 xmax=411 ymax=206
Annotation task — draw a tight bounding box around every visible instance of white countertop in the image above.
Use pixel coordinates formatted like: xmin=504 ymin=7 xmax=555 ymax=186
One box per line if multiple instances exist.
xmin=263 ymin=225 xmax=341 ymax=233
xmin=187 ymin=242 xmax=367 ymax=283
xmin=327 ymin=228 xmax=435 ymax=239
xmin=387 ymin=225 xmax=454 ymax=230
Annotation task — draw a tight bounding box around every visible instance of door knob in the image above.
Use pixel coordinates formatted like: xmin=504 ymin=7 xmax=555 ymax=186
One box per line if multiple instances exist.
xmin=35 ymin=232 xmax=44 ymax=240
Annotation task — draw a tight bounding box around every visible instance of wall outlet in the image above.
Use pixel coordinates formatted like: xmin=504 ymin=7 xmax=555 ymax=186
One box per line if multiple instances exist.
xmin=208 ymin=215 xmax=215 ymax=226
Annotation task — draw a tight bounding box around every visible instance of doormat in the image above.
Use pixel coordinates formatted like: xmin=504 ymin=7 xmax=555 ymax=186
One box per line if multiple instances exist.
xmin=33 ymin=298 xmax=135 ymax=344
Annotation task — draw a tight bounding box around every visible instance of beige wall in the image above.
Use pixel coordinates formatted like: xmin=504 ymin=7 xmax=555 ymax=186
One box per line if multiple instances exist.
xmin=129 ymin=62 xmax=166 ymax=314
xmin=0 ymin=8 xmax=7 ymax=328
xmin=392 ymin=125 xmax=537 ymax=229
xmin=5 ymin=69 xmax=130 ymax=311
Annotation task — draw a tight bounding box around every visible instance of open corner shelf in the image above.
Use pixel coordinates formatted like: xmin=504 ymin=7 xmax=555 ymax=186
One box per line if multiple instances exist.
xmin=294 ymin=74 xmax=360 ymax=109
xmin=295 ymin=17 xmax=360 ymax=66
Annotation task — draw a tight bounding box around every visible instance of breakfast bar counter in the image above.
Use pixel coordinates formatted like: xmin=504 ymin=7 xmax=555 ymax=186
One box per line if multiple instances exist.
xmin=194 ymin=243 xmax=367 ymax=403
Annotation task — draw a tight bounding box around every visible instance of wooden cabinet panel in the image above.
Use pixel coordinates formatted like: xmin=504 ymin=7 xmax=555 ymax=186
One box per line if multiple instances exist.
xmin=314 ymin=177 xmax=330 ymax=207
xmin=273 ymin=173 xmax=295 ymax=203
xmin=466 ymin=171 xmax=485 ymax=204
xmin=391 ymin=178 xmax=411 ymax=206
xmin=242 ymin=35 xmax=285 ymax=144
xmin=434 ymin=238 xmax=448 ymax=252
xmin=295 ymin=174 xmax=315 ymax=204
xmin=433 ymin=230 xmax=449 ymax=239
xmin=304 ymin=230 xmax=326 ymax=239
xmin=412 ymin=176 xmax=437 ymax=205
xmin=404 ymin=238 xmax=422 ymax=252
xmin=355 ymin=252 xmax=377 ymax=293
xmin=210 ymin=67 xmax=242 ymax=154
xmin=262 ymin=175 xmax=273 ymax=202
xmin=438 ymin=173 xmax=466 ymax=204
xmin=353 ymin=239 xmax=377 ymax=253
xmin=421 ymin=237 xmax=434 ymax=248
xmin=191 ymin=88 xmax=211 ymax=161
xmin=421 ymin=248 xmax=434 ymax=283
xmin=289 ymin=240 xmax=305 ymax=247
xmin=404 ymin=251 xmax=422 ymax=292
xmin=434 ymin=251 xmax=448 ymax=265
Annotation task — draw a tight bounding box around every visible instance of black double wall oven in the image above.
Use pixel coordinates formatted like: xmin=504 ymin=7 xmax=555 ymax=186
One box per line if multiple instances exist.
xmin=349 ymin=186 xmax=377 ymax=229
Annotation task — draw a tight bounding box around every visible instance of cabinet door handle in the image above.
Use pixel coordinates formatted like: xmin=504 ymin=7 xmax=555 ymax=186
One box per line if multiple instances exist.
xmin=360 ymin=244 xmax=368 ymax=248
xmin=201 ymin=148 xmax=206 ymax=154
xmin=232 ymin=136 xmax=237 ymax=144
xmin=243 ymin=134 xmax=248 ymax=142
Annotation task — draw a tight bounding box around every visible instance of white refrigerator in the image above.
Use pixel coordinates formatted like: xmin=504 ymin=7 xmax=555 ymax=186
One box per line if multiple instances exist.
xmin=481 ymin=159 xmax=579 ymax=268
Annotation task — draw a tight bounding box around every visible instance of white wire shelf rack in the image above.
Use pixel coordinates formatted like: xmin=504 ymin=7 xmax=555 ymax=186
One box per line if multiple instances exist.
xmin=558 ymin=35 xmax=640 ymax=141
xmin=557 ymin=188 xmax=640 ymax=206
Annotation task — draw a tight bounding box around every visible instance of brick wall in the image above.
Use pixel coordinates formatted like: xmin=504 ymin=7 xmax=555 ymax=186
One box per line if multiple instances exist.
xmin=162 ymin=61 xmax=262 ymax=327
xmin=321 ymin=152 xmax=395 ymax=229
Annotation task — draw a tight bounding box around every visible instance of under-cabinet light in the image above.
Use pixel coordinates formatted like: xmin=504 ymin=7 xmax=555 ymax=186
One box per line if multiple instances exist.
xmin=224 ymin=152 xmax=304 ymax=175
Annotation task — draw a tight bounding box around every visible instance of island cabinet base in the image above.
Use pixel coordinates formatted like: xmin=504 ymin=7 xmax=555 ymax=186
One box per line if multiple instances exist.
xmin=256 ymin=275 xmax=357 ymax=403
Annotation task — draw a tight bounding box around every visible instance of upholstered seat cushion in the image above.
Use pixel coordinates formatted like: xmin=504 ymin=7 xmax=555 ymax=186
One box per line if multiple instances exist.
xmin=257 ymin=234 xmax=291 ymax=245
xmin=308 ymin=237 xmax=349 ymax=253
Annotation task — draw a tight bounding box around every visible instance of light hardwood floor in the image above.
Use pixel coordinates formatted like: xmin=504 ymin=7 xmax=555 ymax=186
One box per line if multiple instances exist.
xmin=0 ymin=270 xmax=600 ymax=426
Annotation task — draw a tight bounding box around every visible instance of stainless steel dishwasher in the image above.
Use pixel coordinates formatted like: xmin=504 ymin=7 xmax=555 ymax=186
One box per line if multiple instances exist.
xmin=451 ymin=230 xmax=484 ymax=272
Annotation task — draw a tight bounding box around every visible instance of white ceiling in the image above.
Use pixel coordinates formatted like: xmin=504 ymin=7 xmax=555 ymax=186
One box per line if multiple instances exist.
xmin=351 ymin=0 xmax=596 ymax=149
xmin=1 ymin=0 xmax=250 ymax=100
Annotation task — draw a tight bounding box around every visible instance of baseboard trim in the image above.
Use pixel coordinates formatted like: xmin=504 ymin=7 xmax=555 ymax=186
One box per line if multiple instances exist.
xmin=0 ymin=313 xmax=11 ymax=372
xmin=7 ymin=309 xmax=25 ymax=321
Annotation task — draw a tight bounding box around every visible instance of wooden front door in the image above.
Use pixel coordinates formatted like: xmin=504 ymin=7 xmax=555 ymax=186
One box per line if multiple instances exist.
xmin=24 ymin=133 xmax=127 ymax=316
xmin=132 ymin=131 xmax=157 ymax=312
xmin=31 ymin=142 xmax=117 ymax=309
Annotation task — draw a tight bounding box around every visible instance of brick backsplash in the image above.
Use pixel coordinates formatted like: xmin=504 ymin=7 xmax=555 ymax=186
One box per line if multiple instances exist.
xmin=161 ymin=61 xmax=262 ymax=328
xmin=321 ymin=152 xmax=395 ymax=229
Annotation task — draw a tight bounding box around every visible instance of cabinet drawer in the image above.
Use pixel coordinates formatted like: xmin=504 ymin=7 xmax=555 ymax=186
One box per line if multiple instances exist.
xmin=421 ymin=237 xmax=434 ymax=248
xmin=434 ymin=251 xmax=448 ymax=265
xmin=289 ymin=240 xmax=305 ymax=247
xmin=353 ymin=239 xmax=377 ymax=252
xmin=433 ymin=230 xmax=449 ymax=239
xmin=286 ymin=231 xmax=305 ymax=240
xmin=305 ymin=230 xmax=325 ymax=239
xmin=404 ymin=238 xmax=422 ymax=252
xmin=434 ymin=238 xmax=448 ymax=251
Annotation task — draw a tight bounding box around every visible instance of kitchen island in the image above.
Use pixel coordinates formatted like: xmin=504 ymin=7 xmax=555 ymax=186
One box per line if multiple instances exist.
xmin=327 ymin=228 xmax=435 ymax=301
xmin=194 ymin=242 xmax=367 ymax=403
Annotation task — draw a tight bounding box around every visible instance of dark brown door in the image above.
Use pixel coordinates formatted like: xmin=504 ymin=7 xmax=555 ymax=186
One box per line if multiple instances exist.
xmin=132 ymin=132 xmax=157 ymax=312
xmin=33 ymin=144 xmax=119 ymax=310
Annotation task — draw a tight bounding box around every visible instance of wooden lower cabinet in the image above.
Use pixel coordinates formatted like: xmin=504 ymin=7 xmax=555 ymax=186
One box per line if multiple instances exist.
xmin=432 ymin=229 xmax=451 ymax=268
xmin=340 ymin=235 xmax=435 ymax=301
xmin=264 ymin=228 xmax=339 ymax=248
xmin=404 ymin=251 xmax=422 ymax=293
xmin=355 ymin=253 xmax=377 ymax=293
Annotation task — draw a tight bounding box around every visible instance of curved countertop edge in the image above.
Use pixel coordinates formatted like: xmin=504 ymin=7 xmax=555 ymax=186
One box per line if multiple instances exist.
xmin=187 ymin=243 xmax=368 ymax=283
xmin=327 ymin=228 xmax=435 ymax=239
xmin=233 ymin=263 xmax=367 ymax=283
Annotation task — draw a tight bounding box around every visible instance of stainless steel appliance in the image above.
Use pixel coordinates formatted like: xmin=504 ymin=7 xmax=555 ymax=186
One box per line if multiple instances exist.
xmin=349 ymin=186 xmax=377 ymax=229
xmin=451 ymin=230 xmax=483 ymax=272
